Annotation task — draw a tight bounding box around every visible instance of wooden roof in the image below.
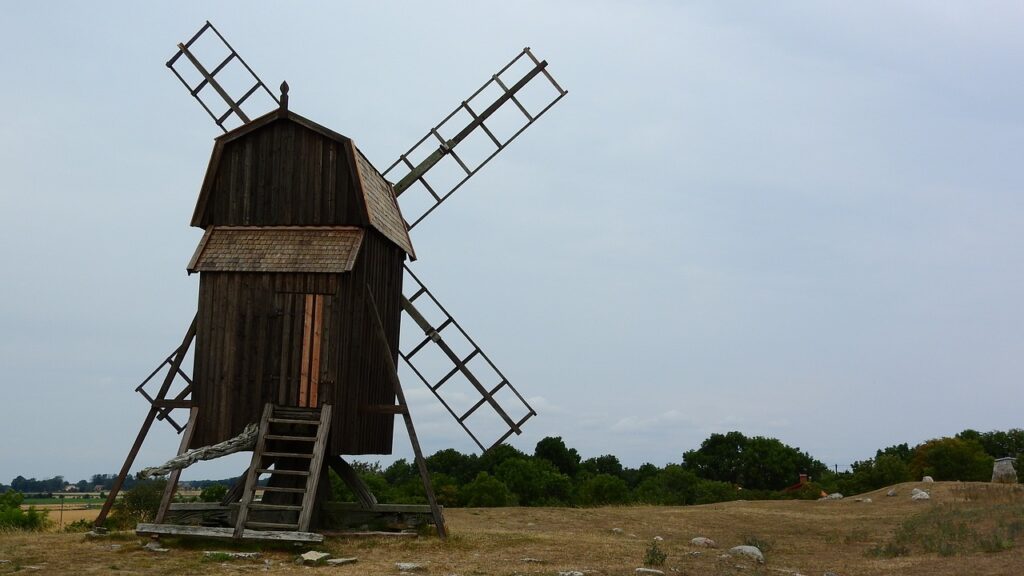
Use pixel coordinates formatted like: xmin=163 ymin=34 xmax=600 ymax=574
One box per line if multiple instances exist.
xmin=190 ymin=108 xmax=414 ymax=258
xmin=187 ymin=226 xmax=364 ymax=274
xmin=351 ymin=147 xmax=415 ymax=257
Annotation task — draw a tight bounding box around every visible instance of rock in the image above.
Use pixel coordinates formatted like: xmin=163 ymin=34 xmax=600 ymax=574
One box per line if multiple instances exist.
xmin=521 ymin=558 xmax=546 ymax=563
xmin=992 ymin=457 xmax=1018 ymax=484
xmin=635 ymin=569 xmax=665 ymax=575
xmin=297 ymin=551 xmax=331 ymax=564
xmin=689 ymin=551 xmax=702 ymax=557
xmin=326 ymin=557 xmax=358 ymax=566
xmin=824 ymin=572 xmax=841 ymax=576
xmin=204 ymin=551 xmax=261 ymax=560
xmin=611 ymin=527 xmax=624 ymax=534
xmin=818 ymin=493 xmax=843 ymax=501
xmin=396 ymin=562 xmax=424 ymax=572
xmin=691 ymin=536 xmax=717 ymax=548
xmin=653 ymin=535 xmax=663 ymax=541
xmin=143 ymin=541 xmax=169 ymax=553
xmin=886 ymin=488 xmax=897 ymax=497
xmin=558 ymin=572 xmax=585 ymax=576
xmin=922 ymin=476 xmax=934 ymax=483
xmin=728 ymin=545 xmax=765 ymax=564
xmin=912 ymin=491 xmax=930 ymax=501
xmin=854 ymin=497 xmax=872 ymax=503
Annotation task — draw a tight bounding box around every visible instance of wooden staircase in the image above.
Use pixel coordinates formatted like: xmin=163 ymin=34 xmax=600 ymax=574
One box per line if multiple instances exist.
xmin=233 ymin=403 xmax=332 ymax=538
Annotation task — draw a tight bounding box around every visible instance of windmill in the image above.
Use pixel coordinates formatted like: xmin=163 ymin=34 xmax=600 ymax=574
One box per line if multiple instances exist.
xmin=95 ymin=22 xmax=567 ymax=542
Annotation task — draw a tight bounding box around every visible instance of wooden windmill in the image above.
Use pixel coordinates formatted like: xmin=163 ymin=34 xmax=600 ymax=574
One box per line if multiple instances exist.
xmin=95 ymin=22 xmax=566 ymax=542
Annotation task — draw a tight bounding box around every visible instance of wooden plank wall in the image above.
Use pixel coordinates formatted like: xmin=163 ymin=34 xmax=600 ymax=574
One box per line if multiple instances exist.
xmin=197 ymin=121 xmax=360 ymax=228
xmin=191 ymin=232 xmax=404 ymax=455
xmin=189 ymin=118 xmax=406 ymax=455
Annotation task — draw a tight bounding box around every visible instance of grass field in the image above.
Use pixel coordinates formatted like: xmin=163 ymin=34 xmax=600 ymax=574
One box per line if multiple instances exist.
xmin=2 ymin=481 xmax=1023 ymax=575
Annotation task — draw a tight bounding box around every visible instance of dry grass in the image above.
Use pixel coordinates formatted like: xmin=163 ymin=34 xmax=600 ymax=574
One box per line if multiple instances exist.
xmin=1 ymin=481 xmax=1022 ymax=575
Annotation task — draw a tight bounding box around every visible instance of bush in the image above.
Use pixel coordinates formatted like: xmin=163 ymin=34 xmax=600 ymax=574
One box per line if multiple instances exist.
xmin=460 ymin=472 xmax=514 ymax=507
xmin=911 ymin=437 xmax=993 ymax=481
xmin=199 ymin=483 xmax=228 ymax=502
xmin=578 ymin=474 xmax=630 ymax=506
xmin=110 ymin=479 xmax=166 ymax=528
xmin=644 ymin=540 xmax=667 ymax=566
xmin=0 ymin=490 xmax=49 ymax=531
xmin=495 ymin=458 xmax=572 ymax=506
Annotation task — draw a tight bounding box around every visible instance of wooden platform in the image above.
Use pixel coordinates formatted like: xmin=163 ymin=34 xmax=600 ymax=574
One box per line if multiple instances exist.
xmin=136 ymin=523 xmax=323 ymax=543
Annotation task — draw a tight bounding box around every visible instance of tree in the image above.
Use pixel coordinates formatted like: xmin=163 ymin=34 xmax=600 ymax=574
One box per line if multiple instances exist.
xmin=682 ymin=432 xmax=827 ymax=490
xmin=911 ymin=437 xmax=993 ymax=481
xmin=534 ymin=437 xmax=581 ymax=477
xmin=581 ymin=455 xmax=625 ymax=479
xmin=494 ymin=458 xmax=572 ymax=506
xmin=426 ymin=448 xmax=480 ymax=485
xmin=460 ymin=472 xmax=513 ymax=507
xmin=577 ymin=474 xmax=630 ymax=505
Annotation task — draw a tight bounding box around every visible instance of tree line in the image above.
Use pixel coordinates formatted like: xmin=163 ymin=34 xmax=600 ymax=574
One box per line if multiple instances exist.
xmin=5 ymin=428 xmax=1021 ymax=507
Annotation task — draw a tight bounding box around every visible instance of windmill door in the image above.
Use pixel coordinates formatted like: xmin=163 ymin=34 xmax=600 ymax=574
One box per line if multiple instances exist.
xmin=274 ymin=292 xmax=332 ymax=408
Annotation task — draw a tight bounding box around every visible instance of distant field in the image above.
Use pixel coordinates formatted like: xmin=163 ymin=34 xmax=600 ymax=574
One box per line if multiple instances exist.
xmin=2 ymin=482 xmax=1023 ymax=575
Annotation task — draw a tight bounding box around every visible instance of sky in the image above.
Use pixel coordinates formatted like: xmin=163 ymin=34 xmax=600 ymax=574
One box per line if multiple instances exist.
xmin=1 ymin=2 xmax=1023 ymax=483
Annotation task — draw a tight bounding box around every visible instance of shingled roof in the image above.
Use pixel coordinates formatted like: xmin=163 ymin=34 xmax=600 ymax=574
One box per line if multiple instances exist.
xmin=187 ymin=226 xmax=364 ymax=274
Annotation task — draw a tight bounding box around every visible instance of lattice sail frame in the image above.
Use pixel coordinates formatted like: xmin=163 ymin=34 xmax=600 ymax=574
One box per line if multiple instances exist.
xmin=400 ymin=266 xmax=536 ymax=452
xmin=384 ymin=47 xmax=567 ymax=230
xmin=167 ymin=21 xmax=280 ymax=132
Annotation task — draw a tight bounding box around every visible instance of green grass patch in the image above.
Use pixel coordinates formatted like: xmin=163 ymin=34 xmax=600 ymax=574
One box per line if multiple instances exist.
xmin=872 ymin=497 xmax=1024 ymax=557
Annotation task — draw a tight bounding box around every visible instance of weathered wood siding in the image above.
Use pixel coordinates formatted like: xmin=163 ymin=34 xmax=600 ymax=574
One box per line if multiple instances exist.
xmin=189 ymin=117 xmax=407 ymax=455
xmin=195 ymin=120 xmax=364 ymax=228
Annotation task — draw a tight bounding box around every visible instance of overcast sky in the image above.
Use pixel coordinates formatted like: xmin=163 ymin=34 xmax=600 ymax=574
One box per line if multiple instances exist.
xmin=2 ymin=2 xmax=1023 ymax=483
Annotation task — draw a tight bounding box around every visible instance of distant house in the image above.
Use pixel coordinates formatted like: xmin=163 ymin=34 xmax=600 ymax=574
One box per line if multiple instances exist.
xmin=63 ymin=485 xmax=80 ymax=493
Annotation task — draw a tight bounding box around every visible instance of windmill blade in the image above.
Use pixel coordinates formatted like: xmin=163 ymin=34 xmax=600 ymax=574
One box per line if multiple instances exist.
xmin=400 ymin=265 xmax=536 ymax=452
xmin=167 ymin=21 xmax=279 ymax=132
xmin=384 ymin=48 xmax=567 ymax=230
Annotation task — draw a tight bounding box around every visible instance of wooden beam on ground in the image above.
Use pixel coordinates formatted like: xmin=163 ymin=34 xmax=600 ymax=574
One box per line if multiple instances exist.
xmin=136 ymin=523 xmax=323 ymax=543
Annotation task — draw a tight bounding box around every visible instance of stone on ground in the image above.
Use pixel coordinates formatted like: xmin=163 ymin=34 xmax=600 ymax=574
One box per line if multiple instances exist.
xmin=886 ymin=488 xmax=897 ymax=497
xmin=636 ymin=568 xmax=665 ymax=575
xmin=326 ymin=557 xmax=358 ymax=565
xmin=297 ymin=551 xmax=331 ymax=564
xmin=204 ymin=551 xmax=261 ymax=560
xmin=142 ymin=541 xmax=169 ymax=553
xmin=922 ymin=476 xmax=934 ymax=482
xmin=396 ymin=562 xmax=425 ymax=572
xmin=691 ymin=536 xmax=717 ymax=548
xmin=912 ymin=490 xmax=930 ymax=501
xmin=728 ymin=545 xmax=765 ymax=564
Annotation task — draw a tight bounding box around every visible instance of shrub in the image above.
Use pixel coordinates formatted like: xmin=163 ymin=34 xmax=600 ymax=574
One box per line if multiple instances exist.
xmin=199 ymin=483 xmax=228 ymax=503
xmin=643 ymin=540 xmax=667 ymax=566
xmin=578 ymin=474 xmax=630 ymax=506
xmin=109 ymin=479 xmax=166 ymax=528
xmin=0 ymin=490 xmax=49 ymax=531
xmin=460 ymin=472 xmax=514 ymax=507
xmin=911 ymin=437 xmax=993 ymax=481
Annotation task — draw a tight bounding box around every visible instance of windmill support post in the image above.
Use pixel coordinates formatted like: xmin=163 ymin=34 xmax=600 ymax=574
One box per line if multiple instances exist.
xmin=95 ymin=317 xmax=197 ymax=527
xmin=365 ymin=286 xmax=447 ymax=539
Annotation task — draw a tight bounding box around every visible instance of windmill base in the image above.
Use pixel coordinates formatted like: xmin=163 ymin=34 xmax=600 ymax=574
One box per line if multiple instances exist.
xmin=157 ymin=501 xmax=438 ymax=534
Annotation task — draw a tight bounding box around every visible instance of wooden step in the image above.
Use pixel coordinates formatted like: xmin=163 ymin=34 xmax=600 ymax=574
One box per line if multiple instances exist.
xmin=265 ymin=434 xmax=316 ymax=442
xmin=260 ymin=486 xmax=306 ymax=494
xmin=269 ymin=417 xmax=319 ymax=425
xmin=245 ymin=521 xmax=300 ymax=530
xmin=263 ymin=451 xmax=313 ymax=459
xmin=137 ymin=523 xmax=322 ymax=543
xmin=248 ymin=503 xmax=303 ymax=511
xmin=257 ymin=468 xmax=309 ymax=476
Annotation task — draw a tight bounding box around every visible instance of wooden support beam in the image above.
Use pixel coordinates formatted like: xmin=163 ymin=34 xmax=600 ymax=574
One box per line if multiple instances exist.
xmin=365 ymin=286 xmax=447 ymax=539
xmin=95 ymin=315 xmax=197 ymax=527
xmin=155 ymin=406 xmax=199 ymax=524
xmin=327 ymin=456 xmax=378 ymax=509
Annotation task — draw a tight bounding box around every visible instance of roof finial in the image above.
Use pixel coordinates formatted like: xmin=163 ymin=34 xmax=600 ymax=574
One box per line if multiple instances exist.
xmin=280 ymin=81 xmax=289 ymax=110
